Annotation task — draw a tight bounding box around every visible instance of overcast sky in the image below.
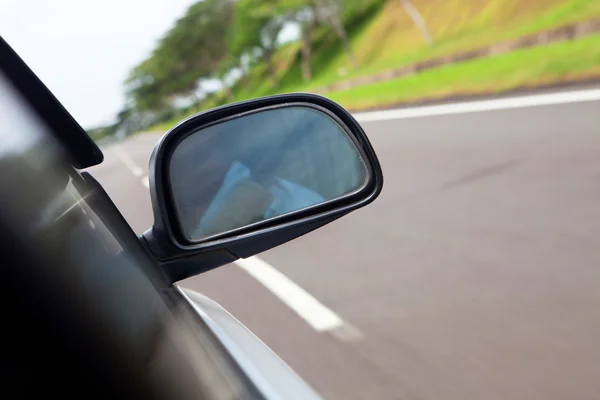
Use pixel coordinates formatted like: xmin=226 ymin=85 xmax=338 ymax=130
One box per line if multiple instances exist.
xmin=0 ymin=0 xmax=196 ymax=128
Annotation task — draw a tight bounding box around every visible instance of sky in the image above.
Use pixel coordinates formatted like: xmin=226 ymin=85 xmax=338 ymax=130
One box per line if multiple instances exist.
xmin=0 ymin=0 xmax=196 ymax=128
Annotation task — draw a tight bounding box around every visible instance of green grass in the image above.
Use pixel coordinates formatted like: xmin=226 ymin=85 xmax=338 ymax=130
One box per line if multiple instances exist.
xmin=233 ymin=0 xmax=600 ymax=97
xmin=296 ymin=0 xmax=600 ymax=91
xmin=148 ymin=120 xmax=176 ymax=132
xmin=327 ymin=32 xmax=600 ymax=110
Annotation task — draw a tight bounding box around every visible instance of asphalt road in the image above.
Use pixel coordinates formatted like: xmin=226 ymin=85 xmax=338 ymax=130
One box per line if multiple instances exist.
xmin=89 ymin=91 xmax=600 ymax=400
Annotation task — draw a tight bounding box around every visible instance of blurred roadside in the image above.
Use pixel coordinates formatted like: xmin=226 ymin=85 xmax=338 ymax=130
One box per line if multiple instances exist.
xmin=88 ymin=0 xmax=600 ymax=141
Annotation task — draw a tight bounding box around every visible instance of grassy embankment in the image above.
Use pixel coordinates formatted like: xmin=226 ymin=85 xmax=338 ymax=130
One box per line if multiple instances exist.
xmin=151 ymin=0 xmax=600 ymax=131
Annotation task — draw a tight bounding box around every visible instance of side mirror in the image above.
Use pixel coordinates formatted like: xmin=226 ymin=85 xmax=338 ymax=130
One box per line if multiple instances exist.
xmin=143 ymin=93 xmax=383 ymax=283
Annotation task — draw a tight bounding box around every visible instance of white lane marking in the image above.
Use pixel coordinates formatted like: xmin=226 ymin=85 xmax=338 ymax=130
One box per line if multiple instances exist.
xmin=113 ymin=145 xmax=150 ymax=190
xmin=235 ymin=256 xmax=351 ymax=334
xmin=353 ymin=88 xmax=600 ymax=122
xmin=113 ymin=145 xmax=140 ymax=171
xmin=329 ymin=323 xmax=363 ymax=342
xmin=132 ymin=166 xmax=144 ymax=177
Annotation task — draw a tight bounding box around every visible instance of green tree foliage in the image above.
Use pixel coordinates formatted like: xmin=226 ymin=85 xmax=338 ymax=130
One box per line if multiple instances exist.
xmin=232 ymin=0 xmax=359 ymax=84
xmin=253 ymin=0 xmax=321 ymax=81
xmin=126 ymin=0 xmax=235 ymax=111
xmin=230 ymin=0 xmax=292 ymax=88
xmin=120 ymin=0 xmax=385 ymax=134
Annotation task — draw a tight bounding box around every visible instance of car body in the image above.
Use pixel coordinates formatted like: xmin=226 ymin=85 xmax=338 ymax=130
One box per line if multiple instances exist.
xmin=0 ymin=36 xmax=382 ymax=399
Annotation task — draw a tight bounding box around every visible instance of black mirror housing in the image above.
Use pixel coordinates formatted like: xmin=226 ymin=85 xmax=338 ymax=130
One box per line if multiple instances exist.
xmin=142 ymin=93 xmax=383 ymax=284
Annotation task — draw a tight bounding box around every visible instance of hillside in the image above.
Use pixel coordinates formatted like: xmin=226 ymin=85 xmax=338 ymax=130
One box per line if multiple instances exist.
xmin=150 ymin=0 xmax=600 ymax=131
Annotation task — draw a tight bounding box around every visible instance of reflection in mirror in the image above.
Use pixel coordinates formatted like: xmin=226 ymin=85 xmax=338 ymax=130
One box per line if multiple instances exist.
xmin=169 ymin=106 xmax=369 ymax=241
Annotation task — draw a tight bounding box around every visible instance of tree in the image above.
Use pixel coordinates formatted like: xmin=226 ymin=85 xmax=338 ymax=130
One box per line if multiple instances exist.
xmin=125 ymin=60 xmax=167 ymax=112
xmin=279 ymin=1 xmax=319 ymax=81
xmin=231 ymin=0 xmax=287 ymax=88
xmin=315 ymin=0 xmax=357 ymax=68
xmin=215 ymin=55 xmax=239 ymax=102
xmin=251 ymin=0 xmax=356 ymax=81
xmin=300 ymin=9 xmax=318 ymax=81
xmin=399 ymin=0 xmax=433 ymax=45
xmin=126 ymin=0 xmax=235 ymax=112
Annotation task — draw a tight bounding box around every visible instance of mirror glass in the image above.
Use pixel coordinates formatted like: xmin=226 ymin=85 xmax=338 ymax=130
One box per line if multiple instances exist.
xmin=169 ymin=106 xmax=369 ymax=241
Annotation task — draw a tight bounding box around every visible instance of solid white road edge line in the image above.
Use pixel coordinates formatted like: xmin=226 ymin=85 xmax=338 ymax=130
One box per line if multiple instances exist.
xmin=353 ymin=88 xmax=600 ymax=122
xmin=235 ymin=256 xmax=345 ymax=333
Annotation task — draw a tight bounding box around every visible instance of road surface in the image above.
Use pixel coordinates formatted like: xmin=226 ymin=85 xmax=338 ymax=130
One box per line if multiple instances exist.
xmin=89 ymin=89 xmax=600 ymax=400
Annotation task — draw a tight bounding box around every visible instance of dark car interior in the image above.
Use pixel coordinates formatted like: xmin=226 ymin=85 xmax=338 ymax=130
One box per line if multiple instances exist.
xmin=0 ymin=36 xmax=261 ymax=400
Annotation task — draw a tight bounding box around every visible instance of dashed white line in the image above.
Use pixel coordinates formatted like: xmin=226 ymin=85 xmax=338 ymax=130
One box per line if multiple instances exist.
xmin=113 ymin=145 xmax=139 ymax=171
xmin=132 ymin=166 xmax=144 ymax=177
xmin=113 ymin=145 xmax=150 ymax=190
xmin=353 ymin=88 xmax=600 ymax=122
xmin=235 ymin=256 xmax=359 ymax=339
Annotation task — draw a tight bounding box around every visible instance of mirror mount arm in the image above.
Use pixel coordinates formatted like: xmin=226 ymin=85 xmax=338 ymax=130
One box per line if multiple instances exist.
xmin=141 ymin=227 xmax=237 ymax=284
xmin=142 ymin=212 xmax=348 ymax=285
